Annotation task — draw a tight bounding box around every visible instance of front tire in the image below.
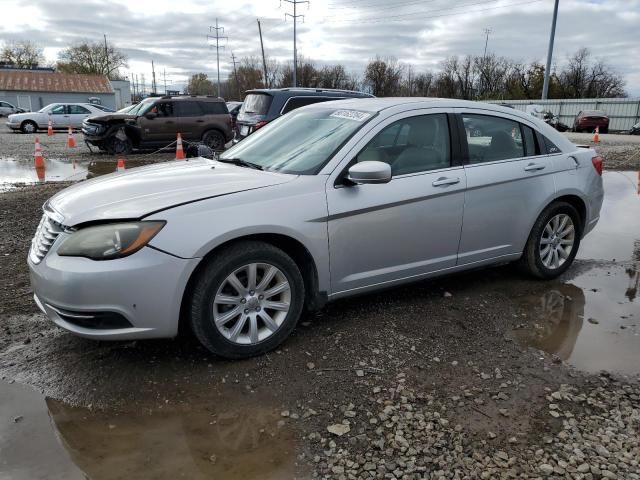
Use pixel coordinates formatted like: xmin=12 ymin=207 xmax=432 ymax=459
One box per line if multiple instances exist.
xmin=189 ymin=241 xmax=305 ymax=358
xmin=21 ymin=120 xmax=37 ymax=134
xmin=520 ymin=202 xmax=582 ymax=279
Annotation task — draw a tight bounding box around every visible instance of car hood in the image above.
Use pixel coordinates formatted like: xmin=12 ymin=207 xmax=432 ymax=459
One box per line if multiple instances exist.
xmin=85 ymin=113 xmax=137 ymax=123
xmin=8 ymin=112 xmax=42 ymax=122
xmin=47 ymin=158 xmax=295 ymax=226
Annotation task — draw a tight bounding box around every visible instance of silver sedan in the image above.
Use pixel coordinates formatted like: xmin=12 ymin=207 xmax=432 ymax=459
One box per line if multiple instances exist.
xmin=28 ymin=98 xmax=604 ymax=358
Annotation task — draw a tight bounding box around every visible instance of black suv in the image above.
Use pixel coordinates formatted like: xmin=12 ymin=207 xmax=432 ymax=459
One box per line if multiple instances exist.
xmin=82 ymin=95 xmax=233 ymax=154
xmin=235 ymin=88 xmax=373 ymax=142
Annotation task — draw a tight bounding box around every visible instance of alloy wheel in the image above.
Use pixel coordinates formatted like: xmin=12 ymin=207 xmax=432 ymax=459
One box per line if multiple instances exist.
xmin=213 ymin=263 xmax=291 ymax=345
xmin=539 ymin=214 xmax=575 ymax=269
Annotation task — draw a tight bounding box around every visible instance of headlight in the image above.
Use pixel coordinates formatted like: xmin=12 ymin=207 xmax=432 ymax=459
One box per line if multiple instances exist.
xmin=58 ymin=221 xmax=165 ymax=260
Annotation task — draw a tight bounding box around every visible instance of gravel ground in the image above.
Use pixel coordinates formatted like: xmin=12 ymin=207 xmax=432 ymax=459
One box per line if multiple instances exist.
xmin=0 ymin=131 xmax=639 ymax=479
xmin=565 ymin=132 xmax=640 ymax=170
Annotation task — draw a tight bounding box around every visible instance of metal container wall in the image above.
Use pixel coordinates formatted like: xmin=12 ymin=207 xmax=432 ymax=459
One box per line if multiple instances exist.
xmin=487 ymin=98 xmax=640 ymax=131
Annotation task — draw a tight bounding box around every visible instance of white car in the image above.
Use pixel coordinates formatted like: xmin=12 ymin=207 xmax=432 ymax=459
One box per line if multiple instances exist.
xmin=6 ymin=103 xmax=107 ymax=133
xmin=0 ymin=100 xmax=24 ymax=116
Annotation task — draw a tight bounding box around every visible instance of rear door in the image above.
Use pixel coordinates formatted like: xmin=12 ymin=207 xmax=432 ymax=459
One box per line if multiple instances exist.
xmin=456 ymin=110 xmax=557 ymax=264
xmin=175 ymin=101 xmax=204 ymax=140
xmin=67 ymin=104 xmax=93 ymax=128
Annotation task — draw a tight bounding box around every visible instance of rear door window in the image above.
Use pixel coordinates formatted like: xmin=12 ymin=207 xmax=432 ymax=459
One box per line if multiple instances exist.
xmin=281 ymin=97 xmax=341 ymax=115
xmin=521 ymin=125 xmax=539 ymax=156
xmin=462 ymin=114 xmax=525 ymax=163
xmin=241 ymin=94 xmax=273 ymax=115
xmin=177 ymin=102 xmax=203 ymax=117
xmin=68 ymin=105 xmax=91 ymax=114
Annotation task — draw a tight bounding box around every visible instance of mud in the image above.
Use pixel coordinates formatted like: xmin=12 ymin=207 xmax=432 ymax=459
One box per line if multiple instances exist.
xmin=1 ymin=135 xmax=639 ymax=478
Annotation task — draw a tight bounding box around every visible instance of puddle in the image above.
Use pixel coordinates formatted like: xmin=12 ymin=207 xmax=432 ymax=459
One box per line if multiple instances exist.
xmin=0 ymin=157 xmax=163 ymax=188
xmin=0 ymin=381 xmax=302 ymax=480
xmin=514 ymin=263 xmax=639 ymax=375
xmin=578 ymin=170 xmax=640 ymax=262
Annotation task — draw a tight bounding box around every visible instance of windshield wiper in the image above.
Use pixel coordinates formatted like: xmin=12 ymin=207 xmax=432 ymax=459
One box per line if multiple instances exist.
xmin=217 ymin=157 xmax=264 ymax=170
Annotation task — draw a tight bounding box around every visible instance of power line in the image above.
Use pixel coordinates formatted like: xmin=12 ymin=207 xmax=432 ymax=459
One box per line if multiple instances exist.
xmin=320 ymin=0 xmax=544 ymax=25
xmin=483 ymin=27 xmax=492 ymax=58
xmin=283 ymin=0 xmax=309 ymax=88
xmin=326 ymin=0 xmax=439 ymax=12
xmin=207 ymin=18 xmax=228 ymax=98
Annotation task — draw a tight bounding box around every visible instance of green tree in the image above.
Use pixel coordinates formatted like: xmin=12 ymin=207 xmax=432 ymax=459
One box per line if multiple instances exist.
xmin=185 ymin=73 xmax=216 ymax=95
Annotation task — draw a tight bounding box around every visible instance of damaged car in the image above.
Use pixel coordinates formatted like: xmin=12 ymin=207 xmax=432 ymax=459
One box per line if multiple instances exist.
xmin=82 ymin=95 xmax=233 ymax=155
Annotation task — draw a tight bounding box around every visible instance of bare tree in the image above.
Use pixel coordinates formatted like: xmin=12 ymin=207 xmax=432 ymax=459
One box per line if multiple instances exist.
xmin=56 ymin=40 xmax=127 ymax=79
xmin=1 ymin=40 xmax=45 ymax=68
xmin=364 ymin=56 xmax=403 ymax=96
xmin=557 ymin=48 xmax=625 ymax=98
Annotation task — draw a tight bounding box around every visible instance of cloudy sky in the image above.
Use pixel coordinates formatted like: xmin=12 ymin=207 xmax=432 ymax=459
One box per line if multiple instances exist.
xmin=1 ymin=0 xmax=639 ymax=95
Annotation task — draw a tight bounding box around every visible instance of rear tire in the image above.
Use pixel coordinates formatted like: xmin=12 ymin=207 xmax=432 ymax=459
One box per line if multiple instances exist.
xmin=202 ymin=130 xmax=225 ymax=151
xmin=189 ymin=241 xmax=305 ymax=359
xmin=520 ymin=201 xmax=582 ymax=280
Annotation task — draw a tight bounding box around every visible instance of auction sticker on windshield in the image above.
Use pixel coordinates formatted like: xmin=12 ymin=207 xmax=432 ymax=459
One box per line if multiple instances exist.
xmin=329 ymin=110 xmax=371 ymax=122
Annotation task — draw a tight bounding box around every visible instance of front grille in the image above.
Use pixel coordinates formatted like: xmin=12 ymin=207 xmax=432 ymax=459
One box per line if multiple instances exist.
xmin=29 ymin=214 xmax=64 ymax=264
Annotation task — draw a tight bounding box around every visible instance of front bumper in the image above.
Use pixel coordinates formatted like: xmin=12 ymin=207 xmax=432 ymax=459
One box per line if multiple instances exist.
xmin=29 ymin=243 xmax=200 ymax=340
xmin=6 ymin=121 xmax=20 ymax=130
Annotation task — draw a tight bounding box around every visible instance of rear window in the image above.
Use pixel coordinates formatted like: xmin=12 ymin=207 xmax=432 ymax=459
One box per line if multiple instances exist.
xmin=241 ymin=94 xmax=273 ymax=115
xmin=582 ymin=110 xmax=606 ymax=117
xmin=281 ymin=96 xmax=340 ymax=115
xmin=199 ymin=102 xmax=228 ymax=115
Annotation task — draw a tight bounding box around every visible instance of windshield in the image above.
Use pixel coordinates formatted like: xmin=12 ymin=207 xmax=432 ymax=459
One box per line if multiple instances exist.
xmin=127 ymin=99 xmax=155 ymax=116
xmin=220 ymin=107 xmax=374 ymax=175
xmin=38 ymin=104 xmax=57 ymax=113
xmin=240 ymin=94 xmax=272 ymax=115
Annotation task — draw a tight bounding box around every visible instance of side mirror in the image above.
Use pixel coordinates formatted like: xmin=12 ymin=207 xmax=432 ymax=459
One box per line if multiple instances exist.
xmin=145 ymin=112 xmax=158 ymax=119
xmin=347 ymin=161 xmax=391 ymax=185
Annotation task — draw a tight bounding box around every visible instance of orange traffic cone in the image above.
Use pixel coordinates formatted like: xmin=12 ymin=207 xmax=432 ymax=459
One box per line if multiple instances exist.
xmin=36 ymin=166 xmax=45 ymax=182
xmin=47 ymin=117 xmax=54 ymax=136
xmin=67 ymin=126 xmax=76 ymax=148
xmin=593 ymin=126 xmax=600 ymax=144
xmin=116 ymin=158 xmax=126 ymax=172
xmin=34 ymin=137 xmax=45 ymax=168
xmin=175 ymin=133 xmax=185 ymax=160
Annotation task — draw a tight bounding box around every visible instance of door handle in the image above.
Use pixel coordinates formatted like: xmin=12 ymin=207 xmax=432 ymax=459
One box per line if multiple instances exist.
xmin=432 ymin=177 xmax=460 ymax=187
xmin=524 ymin=163 xmax=546 ymax=171
xmin=196 ymin=119 xmax=204 ymax=123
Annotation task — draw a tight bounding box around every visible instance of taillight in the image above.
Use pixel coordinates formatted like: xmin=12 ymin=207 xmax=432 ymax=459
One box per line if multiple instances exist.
xmin=591 ymin=155 xmax=603 ymax=176
xmin=254 ymin=120 xmax=268 ymax=130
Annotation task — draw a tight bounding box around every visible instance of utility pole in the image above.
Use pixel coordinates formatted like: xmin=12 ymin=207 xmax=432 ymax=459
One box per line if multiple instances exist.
xmin=207 ymin=18 xmax=227 ymax=98
xmin=103 ymin=34 xmax=109 ymax=78
xmin=163 ymin=69 xmax=167 ymax=95
xmin=230 ymin=52 xmax=241 ymax=100
xmin=151 ymin=60 xmax=157 ymax=95
xmin=482 ymin=28 xmax=492 ymax=59
xmin=542 ymin=0 xmax=559 ymax=100
xmin=283 ymin=0 xmax=309 ymax=88
xmin=257 ymin=19 xmax=269 ymax=87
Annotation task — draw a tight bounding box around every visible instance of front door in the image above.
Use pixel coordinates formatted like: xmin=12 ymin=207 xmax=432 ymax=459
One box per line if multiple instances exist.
xmin=138 ymin=101 xmax=178 ymax=145
xmin=457 ymin=110 xmax=558 ymax=264
xmin=326 ymin=111 xmax=466 ymax=295
xmin=48 ymin=104 xmax=68 ymax=128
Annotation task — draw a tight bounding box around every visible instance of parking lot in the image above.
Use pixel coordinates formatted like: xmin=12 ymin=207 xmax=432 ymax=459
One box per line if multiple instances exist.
xmin=1 ymin=129 xmax=639 ymax=479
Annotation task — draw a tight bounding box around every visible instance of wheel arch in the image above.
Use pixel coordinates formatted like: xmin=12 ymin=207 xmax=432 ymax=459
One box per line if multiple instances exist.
xmin=178 ymin=233 xmax=325 ymax=335
xmin=551 ymin=194 xmax=587 ymax=233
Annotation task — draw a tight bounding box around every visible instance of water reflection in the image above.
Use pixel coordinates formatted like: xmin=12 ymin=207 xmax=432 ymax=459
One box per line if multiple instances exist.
xmin=514 ymin=285 xmax=585 ymax=361
xmin=46 ymin=398 xmax=299 ymax=480
xmin=0 ymin=380 xmax=301 ymax=480
xmin=515 ymin=264 xmax=639 ymax=375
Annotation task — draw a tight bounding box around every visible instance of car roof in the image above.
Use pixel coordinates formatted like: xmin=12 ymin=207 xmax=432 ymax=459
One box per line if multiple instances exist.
xmin=303 ymin=97 xmax=534 ymax=118
xmin=246 ymin=87 xmax=373 ymax=98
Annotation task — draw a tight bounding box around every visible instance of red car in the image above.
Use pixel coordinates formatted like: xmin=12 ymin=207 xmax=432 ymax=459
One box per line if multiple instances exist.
xmin=573 ymin=110 xmax=609 ymax=134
